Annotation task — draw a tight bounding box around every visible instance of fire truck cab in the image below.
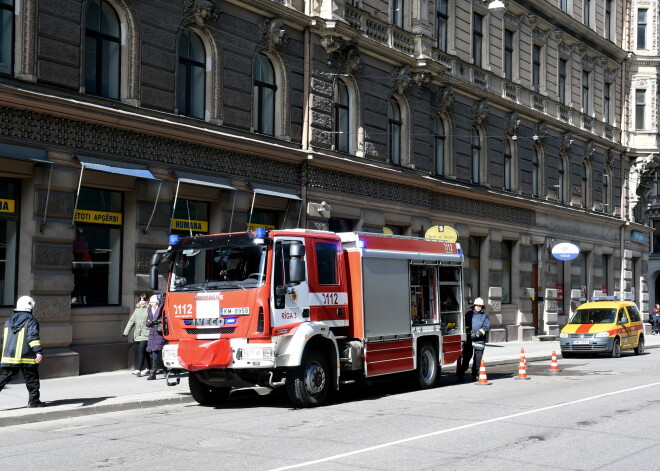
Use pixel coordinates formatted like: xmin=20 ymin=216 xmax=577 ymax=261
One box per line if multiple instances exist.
xmin=150 ymin=229 xmax=465 ymax=408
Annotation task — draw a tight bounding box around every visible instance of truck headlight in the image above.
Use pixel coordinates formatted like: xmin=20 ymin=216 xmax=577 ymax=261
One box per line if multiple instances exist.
xmin=595 ymin=332 xmax=610 ymax=337
xmin=559 ymin=332 xmax=568 ymax=338
xmin=237 ymin=347 xmax=274 ymax=361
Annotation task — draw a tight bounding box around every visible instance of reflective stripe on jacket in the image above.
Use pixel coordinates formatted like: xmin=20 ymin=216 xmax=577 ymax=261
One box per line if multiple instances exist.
xmin=1 ymin=311 xmax=42 ymax=366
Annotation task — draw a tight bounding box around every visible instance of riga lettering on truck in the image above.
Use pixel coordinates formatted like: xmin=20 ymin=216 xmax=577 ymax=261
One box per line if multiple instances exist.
xmin=152 ymin=229 xmax=465 ymax=409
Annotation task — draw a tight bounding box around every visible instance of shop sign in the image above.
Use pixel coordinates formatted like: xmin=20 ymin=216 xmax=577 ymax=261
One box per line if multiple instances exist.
xmin=0 ymin=198 xmax=15 ymax=213
xmin=630 ymin=230 xmax=646 ymax=244
xmin=424 ymin=225 xmax=459 ymax=243
xmin=171 ymin=218 xmax=208 ymax=233
xmin=551 ymin=242 xmax=579 ymax=260
xmin=75 ymin=209 xmax=122 ymax=225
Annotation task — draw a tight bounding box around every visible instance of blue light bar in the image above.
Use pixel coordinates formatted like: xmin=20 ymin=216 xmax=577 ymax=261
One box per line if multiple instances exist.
xmin=224 ymin=317 xmax=237 ymax=325
xmin=458 ymin=248 xmax=464 ymax=255
xmin=183 ymin=319 xmax=192 ymax=325
xmin=169 ymin=234 xmax=180 ymax=245
xmin=255 ymin=227 xmax=267 ymax=238
xmin=357 ymin=240 xmax=366 ymax=249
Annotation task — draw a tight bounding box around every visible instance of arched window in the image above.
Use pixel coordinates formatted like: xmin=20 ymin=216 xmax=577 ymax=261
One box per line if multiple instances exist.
xmin=434 ymin=116 xmax=446 ymax=176
xmin=334 ymin=79 xmax=350 ymax=153
xmin=558 ymin=155 xmax=566 ymax=203
xmin=84 ymin=0 xmax=120 ymax=99
xmin=389 ymin=98 xmax=402 ymax=165
xmin=471 ymin=127 xmax=481 ymax=184
xmin=177 ymin=29 xmax=206 ymax=119
xmin=504 ymin=139 xmax=512 ymax=191
xmin=0 ymin=0 xmax=14 ymax=75
xmin=253 ymin=54 xmax=276 ymax=136
xmin=532 ymin=146 xmax=540 ymax=197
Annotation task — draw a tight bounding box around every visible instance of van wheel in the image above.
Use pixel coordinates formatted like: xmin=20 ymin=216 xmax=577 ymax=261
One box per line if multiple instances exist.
xmin=416 ymin=343 xmax=439 ymax=389
xmin=610 ymin=338 xmax=621 ymax=358
xmin=189 ymin=373 xmax=231 ymax=406
xmin=634 ymin=336 xmax=645 ymax=355
xmin=286 ymin=351 xmax=329 ymax=408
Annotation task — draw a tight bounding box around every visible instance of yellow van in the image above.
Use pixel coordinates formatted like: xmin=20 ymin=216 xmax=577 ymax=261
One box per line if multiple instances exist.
xmin=559 ymin=299 xmax=645 ymax=358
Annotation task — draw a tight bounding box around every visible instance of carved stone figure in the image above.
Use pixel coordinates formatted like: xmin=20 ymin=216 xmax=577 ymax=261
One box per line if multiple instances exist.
xmin=185 ymin=0 xmax=219 ymax=26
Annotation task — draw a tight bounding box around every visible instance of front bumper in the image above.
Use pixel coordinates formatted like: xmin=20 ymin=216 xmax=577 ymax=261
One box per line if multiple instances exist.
xmin=560 ymin=336 xmax=615 ymax=353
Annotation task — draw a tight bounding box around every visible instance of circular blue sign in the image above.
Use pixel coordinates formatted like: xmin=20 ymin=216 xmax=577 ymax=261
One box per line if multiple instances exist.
xmin=551 ymin=242 xmax=579 ymax=261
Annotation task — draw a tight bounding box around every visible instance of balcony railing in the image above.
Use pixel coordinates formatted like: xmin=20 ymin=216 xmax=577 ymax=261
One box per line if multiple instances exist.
xmin=582 ymin=116 xmax=593 ymax=132
xmin=472 ymin=68 xmax=488 ymax=89
xmin=504 ymin=83 xmax=518 ymax=102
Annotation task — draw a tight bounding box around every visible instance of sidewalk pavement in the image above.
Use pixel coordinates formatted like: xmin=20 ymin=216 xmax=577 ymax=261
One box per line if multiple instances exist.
xmin=2 ymin=334 xmax=660 ymax=428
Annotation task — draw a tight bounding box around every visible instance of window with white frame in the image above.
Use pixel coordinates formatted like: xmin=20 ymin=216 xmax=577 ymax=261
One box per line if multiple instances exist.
xmin=253 ymin=54 xmax=276 ymax=136
xmin=604 ymin=82 xmax=612 ymax=124
xmin=532 ymin=44 xmax=543 ymax=92
xmin=635 ymin=89 xmax=646 ymax=129
xmin=583 ymin=0 xmax=592 ymax=27
xmin=436 ymin=0 xmax=448 ymax=51
xmin=637 ymin=8 xmax=647 ymax=49
xmin=504 ymin=138 xmax=513 ymax=191
xmin=392 ymin=0 xmax=403 ymax=28
xmin=582 ymin=70 xmax=590 ymax=114
xmin=560 ymin=0 xmax=569 ymax=13
xmin=558 ymin=155 xmax=566 ymax=203
xmin=177 ymin=29 xmax=206 ymax=119
xmin=532 ymin=146 xmax=540 ymax=197
xmin=558 ymin=58 xmax=567 ymax=104
xmin=473 ymin=12 xmax=483 ymax=67
xmin=389 ymin=98 xmax=402 ymax=165
xmin=0 ymin=0 xmax=13 ymax=76
xmin=471 ymin=126 xmax=482 ymax=184
xmin=84 ymin=0 xmax=120 ymax=99
xmin=434 ymin=116 xmax=446 ymax=176
xmin=334 ymin=79 xmax=350 ymax=153
xmin=604 ymin=0 xmax=613 ymax=41
xmin=504 ymin=29 xmax=515 ymax=81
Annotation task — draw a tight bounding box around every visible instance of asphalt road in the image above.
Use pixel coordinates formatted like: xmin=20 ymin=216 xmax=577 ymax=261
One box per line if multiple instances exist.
xmin=1 ymin=351 xmax=658 ymax=471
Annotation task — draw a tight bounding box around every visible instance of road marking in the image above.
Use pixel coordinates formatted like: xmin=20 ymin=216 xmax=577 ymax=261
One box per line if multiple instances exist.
xmin=269 ymin=381 xmax=660 ymax=470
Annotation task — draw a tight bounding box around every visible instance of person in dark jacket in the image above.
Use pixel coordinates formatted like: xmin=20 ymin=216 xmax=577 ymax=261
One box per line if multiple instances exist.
xmin=145 ymin=295 xmax=165 ymax=380
xmin=0 ymin=296 xmax=45 ymax=407
xmin=457 ymin=297 xmax=490 ymax=382
xmin=652 ymin=305 xmax=660 ymax=335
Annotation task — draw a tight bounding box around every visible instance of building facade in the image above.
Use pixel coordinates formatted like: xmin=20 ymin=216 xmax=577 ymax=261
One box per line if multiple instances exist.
xmin=0 ymin=0 xmax=652 ymax=377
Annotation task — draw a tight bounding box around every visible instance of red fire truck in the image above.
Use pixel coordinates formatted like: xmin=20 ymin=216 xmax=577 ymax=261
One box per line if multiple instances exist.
xmin=149 ymin=229 xmax=465 ymax=408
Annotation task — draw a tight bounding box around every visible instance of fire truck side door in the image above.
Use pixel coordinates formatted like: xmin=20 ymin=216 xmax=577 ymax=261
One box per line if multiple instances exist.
xmin=271 ymin=237 xmax=310 ymax=328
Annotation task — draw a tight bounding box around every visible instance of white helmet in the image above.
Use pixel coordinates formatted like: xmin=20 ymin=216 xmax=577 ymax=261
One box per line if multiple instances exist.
xmin=473 ymin=297 xmax=485 ymax=307
xmin=15 ymin=296 xmax=36 ymax=312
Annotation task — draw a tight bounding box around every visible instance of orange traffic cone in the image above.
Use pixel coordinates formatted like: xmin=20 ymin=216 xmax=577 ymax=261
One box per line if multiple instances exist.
xmin=549 ymin=351 xmax=560 ymax=373
xmin=515 ymin=348 xmax=530 ymax=380
xmin=475 ymin=360 xmax=491 ymax=385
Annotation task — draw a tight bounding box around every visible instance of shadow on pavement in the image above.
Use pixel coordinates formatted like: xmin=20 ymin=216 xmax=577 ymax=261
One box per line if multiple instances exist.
xmin=44 ymin=396 xmax=114 ymax=407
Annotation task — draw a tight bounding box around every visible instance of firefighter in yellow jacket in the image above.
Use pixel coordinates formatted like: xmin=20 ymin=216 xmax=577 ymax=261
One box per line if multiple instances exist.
xmin=0 ymin=296 xmax=45 ymax=407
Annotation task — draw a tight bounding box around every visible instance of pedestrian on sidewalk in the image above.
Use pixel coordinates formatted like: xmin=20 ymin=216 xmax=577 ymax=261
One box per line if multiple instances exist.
xmin=123 ymin=294 xmax=151 ymax=376
xmin=145 ymin=295 xmax=165 ymax=380
xmin=652 ymin=304 xmax=660 ymax=335
xmin=457 ymin=297 xmax=490 ymax=382
xmin=0 ymin=296 xmax=45 ymax=407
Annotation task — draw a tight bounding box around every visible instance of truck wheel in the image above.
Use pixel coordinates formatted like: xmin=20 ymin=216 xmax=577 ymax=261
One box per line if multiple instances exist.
xmin=286 ymin=351 xmax=329 ymax=408
xmin=610 ymin=338 xmax=621 ymax=358
xmin=189 ymin=372 xmax=231 ymax=406
xmin=416 ymin=343 xmax=438 ymax=389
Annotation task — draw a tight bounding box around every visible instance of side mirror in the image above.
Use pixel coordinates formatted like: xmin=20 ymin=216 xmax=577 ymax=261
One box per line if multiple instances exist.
xmin=149 ymin=252 xmax=163 ymax=291
xmin=290 ymin=242 xmax=305 ymax=258
xmin=289 ymin=258 xmax=306 ymax=284
xmin=275 ymin=285 xmax=287 ymax=296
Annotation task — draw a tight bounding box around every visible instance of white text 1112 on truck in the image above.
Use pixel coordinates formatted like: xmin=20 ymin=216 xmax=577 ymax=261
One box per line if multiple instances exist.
xmin=150 ymin=228 xmax=465 ymax=408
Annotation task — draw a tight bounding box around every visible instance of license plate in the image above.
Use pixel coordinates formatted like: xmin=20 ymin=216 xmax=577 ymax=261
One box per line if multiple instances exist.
xmin=573 ymin=340 xmax=589 ymax=345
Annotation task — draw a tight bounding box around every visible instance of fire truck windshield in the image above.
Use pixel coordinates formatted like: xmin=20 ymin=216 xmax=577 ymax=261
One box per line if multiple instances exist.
xmin=170 ymin=244 xmax=267 ymax=292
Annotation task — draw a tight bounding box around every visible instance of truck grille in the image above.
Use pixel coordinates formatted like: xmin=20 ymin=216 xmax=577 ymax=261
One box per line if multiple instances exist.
xmin=569 ymin=333 xmax=594 ymax=338
xmin=185 ymin=327 xmax=236 ymax=335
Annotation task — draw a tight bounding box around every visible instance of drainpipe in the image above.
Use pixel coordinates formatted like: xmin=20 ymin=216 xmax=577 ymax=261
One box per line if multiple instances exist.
xmin=300 ymin=25 xmax=312 ymax=229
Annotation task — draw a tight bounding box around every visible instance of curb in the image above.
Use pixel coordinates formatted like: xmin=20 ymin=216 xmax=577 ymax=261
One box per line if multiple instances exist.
xmin=0 ymin=395 xmax=196 ymax=428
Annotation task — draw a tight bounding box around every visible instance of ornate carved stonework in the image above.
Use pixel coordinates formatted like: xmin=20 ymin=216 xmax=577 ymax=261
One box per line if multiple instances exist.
xmin=320 ymin=36 xmax=361 ymax=75
xmin=391 ymin=65 xmax=413 ymax=95
xmin=259 ymin=18 xmax=289 ymax=51
xmin=185 ymin=0 xmax=220 ymax=26
xmin=505 ymin=111 xmax=520 ymax=137
xmin=412 ymin=71 xmax=433 ymax=88
xmin=33 ymin=296 xmax=71 ymax=321
xmin=433 ymin=87 xmax=454 ymax=115
xmin=434 ymin=194 xmax=535 ymax=225
xmin=33 ymin=243 xmax=72 ymax=269
xmin=560 ymin=132 xmax=573 ymax=154
xmin=606 ymin=149 xmax=615 ymax=168
xmin=473 ymin=99 xmax=489 ymax=126
xmin=583 ymin=140 xmax=595 ymax=161
xmin=0 ymin=107 xmax=301 ymax=187
xmin=534 ymin=121 xmax=548 ymax=144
